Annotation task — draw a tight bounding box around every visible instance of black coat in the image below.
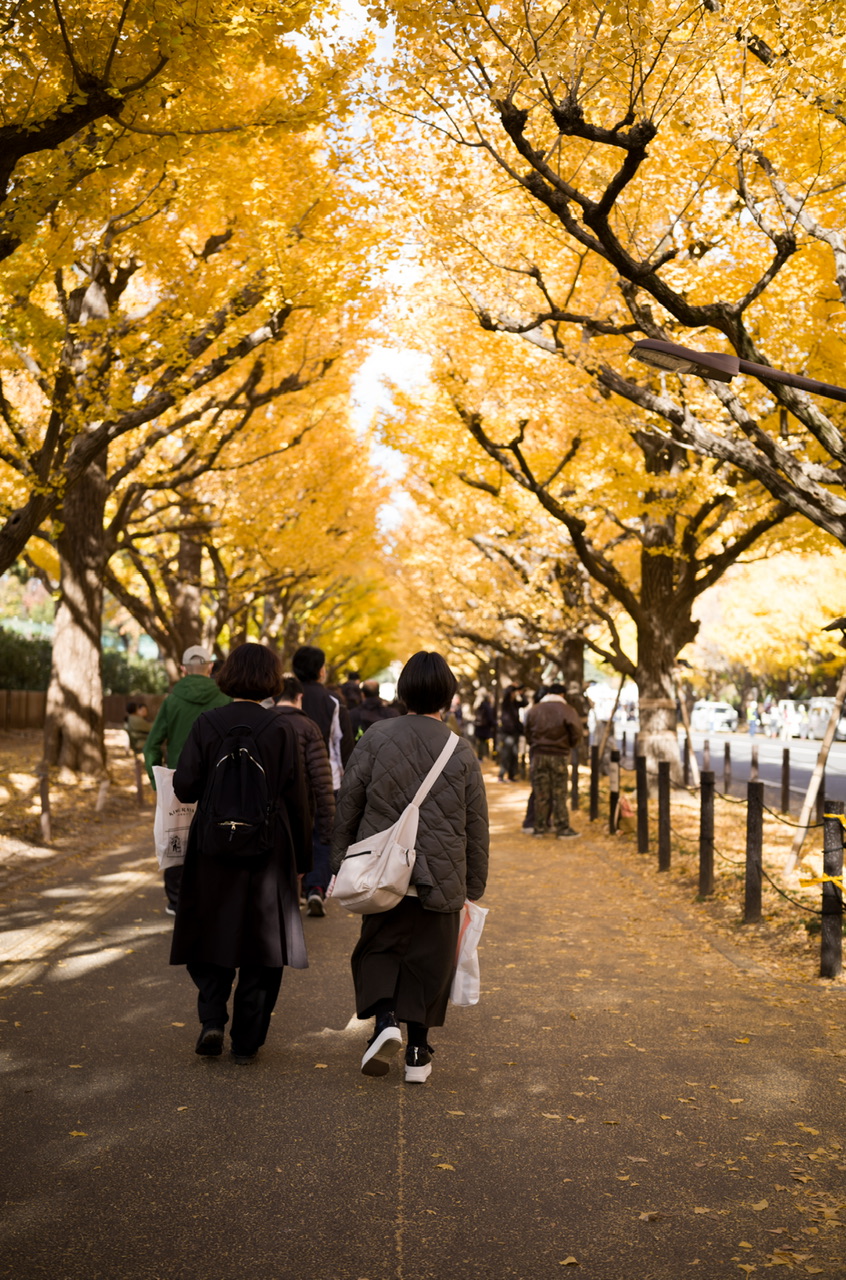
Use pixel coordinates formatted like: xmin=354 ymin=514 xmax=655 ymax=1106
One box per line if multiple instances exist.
xmin=170 ymin=701 xmax=311 ymax=970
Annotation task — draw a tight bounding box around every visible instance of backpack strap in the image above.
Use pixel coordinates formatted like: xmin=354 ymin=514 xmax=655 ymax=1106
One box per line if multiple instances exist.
xmin=410 ymin=732 xmax=460 ymax=808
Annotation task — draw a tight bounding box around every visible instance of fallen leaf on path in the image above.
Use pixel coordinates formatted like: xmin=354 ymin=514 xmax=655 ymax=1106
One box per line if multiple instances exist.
xmin=69 ymin=1131 xmax=87 ymax=1137
xmin=314 ymin=1063 xmax=328 ymax=1069
xmin=176 ymin=1106 xmax=188 ymax=1112
xmin=447 ymin=1110 xmax=465 ymax=1116
xmin=639 ymin=1211 xmax=660 ymax=1221
xmin=542 ymin=1113 xmax=561 ymax=1119
xmin=694 ymin=1207 xmax=711 ymax=1215
xmin=734 ymin=1038 xmax=750 ymax=1044
xmin=171 ymin=1022 xmax=185 ymax=1028
xmin=559 ymin=1258 xmax=578 ymax=1266
xmin=436 ymin=1163 xmax=454 ymax=1171
xmin=751 ymin=1200 xmax=768 ymax=1211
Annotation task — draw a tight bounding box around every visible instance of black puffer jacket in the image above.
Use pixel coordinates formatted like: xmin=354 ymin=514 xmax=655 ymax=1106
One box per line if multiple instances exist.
xmin=330 ymin=715 xmax=489 ymax=912
xmin=273 ymin=703 xmax=335 ymax=844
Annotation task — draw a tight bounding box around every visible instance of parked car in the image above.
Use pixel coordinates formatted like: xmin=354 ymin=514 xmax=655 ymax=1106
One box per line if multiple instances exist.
xmin=807 ymin=697 xmax=846 ymax=741
xmin=690 ymin=699 xmax=738 ymax=732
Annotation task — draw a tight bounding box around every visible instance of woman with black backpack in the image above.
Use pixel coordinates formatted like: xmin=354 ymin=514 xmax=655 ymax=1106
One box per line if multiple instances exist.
xmin=171 ymin=643 xmax=311 ymax=1064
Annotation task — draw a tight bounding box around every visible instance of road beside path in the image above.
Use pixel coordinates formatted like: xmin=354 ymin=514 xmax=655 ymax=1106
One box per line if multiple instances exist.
xmin=1 ymin=772 xmax=845 ymax=1280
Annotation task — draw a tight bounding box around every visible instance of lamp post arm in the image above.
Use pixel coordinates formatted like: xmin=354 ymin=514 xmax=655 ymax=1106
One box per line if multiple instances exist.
xmin=737 ymin=359 xmax=846 ymax=405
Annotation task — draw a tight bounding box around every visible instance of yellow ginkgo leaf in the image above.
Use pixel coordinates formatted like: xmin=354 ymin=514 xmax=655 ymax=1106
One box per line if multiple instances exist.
xmin=751 ymin=1200 xmax=768 ymax=1211
xmin=559 ymin=1259 xmax=578 ymax=1266
xmin=69 ymin=1131 xmax=87 ymax=1137
xmin=436 ymin=1163 xmax=455 ymax=1170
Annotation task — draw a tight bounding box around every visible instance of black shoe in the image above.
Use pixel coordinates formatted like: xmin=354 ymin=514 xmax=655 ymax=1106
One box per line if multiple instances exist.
xmin=306 ymin=888 xmax=326 ymax=917
xmin=230 ymin=1048 xmax=258 ymax=1065
xmin=361 ymin=1015 xmax=402 ymax=1076
xmin=556 ymin=828 xmax=579 ymax=839
xmin=195 ymin=1026 xmax=224 ymax=1056
xmin=405 ymin=1043 xmax=434 ymax=1083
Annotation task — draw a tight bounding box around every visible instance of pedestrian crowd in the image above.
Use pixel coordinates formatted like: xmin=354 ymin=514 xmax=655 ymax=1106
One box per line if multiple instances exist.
xmin=133 ymin=643 xmax=589 ymax=1083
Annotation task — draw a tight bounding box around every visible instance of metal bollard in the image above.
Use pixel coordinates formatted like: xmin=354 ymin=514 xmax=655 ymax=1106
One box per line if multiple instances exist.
xmin=699 ymin=770 xmax=715 ymax=896
xmin=589 ymin=744 xmax=599 ymax=822
xmin=658 ymin=760 xmax=671 ymax=872
xmin=636 ymin=754 xmax=649 ymax=853
xmin=781 ymin=747 xmax=790 ymax=814
xmin=821 ymin=801 xmax=844 ymax=980
xmin=744 ymin=779 xmax=763 ymax=923
xmin=609 ymin=749 xmax=620 ymax=835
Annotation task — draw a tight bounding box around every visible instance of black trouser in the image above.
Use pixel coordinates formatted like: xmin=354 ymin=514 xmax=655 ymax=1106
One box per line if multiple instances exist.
xmin=164 ymin=864 xmax=182 ymax=909
xmin=187 ymin=962 xmax=283 ymax=1055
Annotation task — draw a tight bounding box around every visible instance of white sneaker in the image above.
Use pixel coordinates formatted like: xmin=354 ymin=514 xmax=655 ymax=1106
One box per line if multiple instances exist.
xmin=404 ymin=1044 xmax=434 ymax=1083
xmin=360 ymin=1022 xmax=402 ymax=1076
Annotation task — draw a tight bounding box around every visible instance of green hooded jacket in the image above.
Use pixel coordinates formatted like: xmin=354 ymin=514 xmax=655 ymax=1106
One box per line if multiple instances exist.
xmin=143 ymin=675 xmax=231 ymax=787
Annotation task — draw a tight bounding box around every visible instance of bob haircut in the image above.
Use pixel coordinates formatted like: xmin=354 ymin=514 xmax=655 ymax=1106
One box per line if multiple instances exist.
xmin=396 ymin=651 xmax=457 ymax=715
xmin=217 ymin=643 xmax=283 ymax=701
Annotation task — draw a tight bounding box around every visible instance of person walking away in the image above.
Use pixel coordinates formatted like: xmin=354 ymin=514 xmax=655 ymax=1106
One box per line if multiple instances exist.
xmin=524 ymin=682 xmax=582 ymax=838
xmin=340 ymin=670 xmax=363 ymax=709
xmin=497 ymin=685 xmax=527 ymax=781
xmin=472 ymin=691 xmax=495 ymax=761
xmin=144 ymin=646 xmax=230 ymax=914
xmin=350 ymin=679 xmax=401 ymax=740
xmin=171 ymin=644 xmax=311 ymax=1064
xmin=125 ymin=700 xmax=151 ymax=755
xmin=292 ymin=644 xmax=348 ymax=915
xmin=273 ymin=676 xmax=335 ymax=906
xmin=330 ymin=651 xmax=489 ymax=1083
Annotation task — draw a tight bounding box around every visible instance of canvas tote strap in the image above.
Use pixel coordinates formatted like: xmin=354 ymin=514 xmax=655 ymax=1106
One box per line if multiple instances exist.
xmin=410 ymin=732 xmax=460 ymax=809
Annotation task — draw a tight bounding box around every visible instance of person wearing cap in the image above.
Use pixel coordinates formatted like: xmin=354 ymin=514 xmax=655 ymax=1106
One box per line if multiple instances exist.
xmin=144 ymin=645 xmax=231 ymax=914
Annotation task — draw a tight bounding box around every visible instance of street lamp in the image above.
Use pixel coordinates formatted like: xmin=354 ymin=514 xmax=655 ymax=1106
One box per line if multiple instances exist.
xmin=631 ymin=338 xmax=846 ymax=404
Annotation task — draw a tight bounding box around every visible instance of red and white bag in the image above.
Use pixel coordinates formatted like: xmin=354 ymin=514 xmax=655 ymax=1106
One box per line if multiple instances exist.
xmin=450 ymin=900 xmax=489 ymax=1006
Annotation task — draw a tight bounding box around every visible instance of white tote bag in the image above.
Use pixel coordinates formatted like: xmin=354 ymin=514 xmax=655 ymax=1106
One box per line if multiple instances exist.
xmin=450 ymin=900 xmax=489 ymax=1006
xmin=152 ymin=766 xmax=197 ymax=870
xmin=333 ymin=734 xmax=459 ymax=914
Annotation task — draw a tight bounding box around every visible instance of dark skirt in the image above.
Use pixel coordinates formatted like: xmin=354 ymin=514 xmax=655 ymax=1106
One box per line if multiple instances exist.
xmin=351 ymin=896 xmax=461 ymax=1027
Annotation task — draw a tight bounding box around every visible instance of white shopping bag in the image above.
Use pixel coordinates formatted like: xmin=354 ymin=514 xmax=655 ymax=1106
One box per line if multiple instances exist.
xmin=152 ymin=766 xmax=196 ymax=869
xmin=449 ymin=900 xmax=489 ymax=1006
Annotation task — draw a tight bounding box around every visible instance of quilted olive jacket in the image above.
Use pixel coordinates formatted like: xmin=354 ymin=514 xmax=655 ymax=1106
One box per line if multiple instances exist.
xmin=330 ymin=714 xmax=489 ymax=912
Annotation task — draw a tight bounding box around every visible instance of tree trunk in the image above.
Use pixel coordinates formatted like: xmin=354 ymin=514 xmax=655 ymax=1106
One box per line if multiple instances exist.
xmin=43 ymin=453 xmax=108 ymax=775
xmin=560 ymin=635 xmax=585 ymax=689
xmin=170 ymin=524 xmax=204 ymax=658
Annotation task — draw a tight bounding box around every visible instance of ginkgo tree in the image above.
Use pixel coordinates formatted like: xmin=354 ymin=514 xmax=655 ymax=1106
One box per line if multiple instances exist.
xmin=0 ymin=0 xmax=349 ymax=264
xmin=376 ymin=0 xmax=846 ymax=538
xmin=1 ymin=84 xmax=380 ymax=772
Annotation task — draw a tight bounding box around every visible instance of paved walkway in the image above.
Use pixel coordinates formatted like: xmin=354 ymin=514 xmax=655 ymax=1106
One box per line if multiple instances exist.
xmin=1 ymin=775 xmax=845 ymax=1279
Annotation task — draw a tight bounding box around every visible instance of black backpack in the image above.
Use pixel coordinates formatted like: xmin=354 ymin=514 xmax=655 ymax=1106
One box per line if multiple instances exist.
xmin=198 ymin=720 xmax=275 ymax=857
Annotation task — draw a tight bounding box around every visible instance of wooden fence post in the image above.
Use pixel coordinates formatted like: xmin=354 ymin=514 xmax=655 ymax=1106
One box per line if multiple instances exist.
xmin=821 ymin=800 xmax=844 ymax=980
xmin=699 ymin=770 xmax=715 ymax=897
xmin=751 ymin=743 xmax=759 ymax=780
xmin=636 ymin=754 xmax=649 ymax=853
xmin=589 ymin=744 xmax=599 ymax=822
xmin=36 ymin=762 xmax=51 ymax=844
xmin=683 ymin=737 xmax=690 ymax=787
xmin=816 ymin=772 xmax=826 ymax=826
xmin=703 ymin=737 xmax=711 ymax=771
xmin=724 ymin=742 xmax=732 ymax=795
xmin=609 ymin=749 xmax=620 ymax=835
xmin=658 ymin=760 xmax=671 ymax=872
xmin=134 ymin=755 xmax=146 ymax=807
xmin=781 ymin=747 xmax=790 ymax=814
xmin=744 ymin=779 xmax=763 ymax=924
xmin=621 ymin=730 xmax=627 ymax=765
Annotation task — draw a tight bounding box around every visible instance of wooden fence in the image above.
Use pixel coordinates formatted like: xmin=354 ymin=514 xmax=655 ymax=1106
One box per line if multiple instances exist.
xmin=0 ymin=690 xmax=165 ymax=732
